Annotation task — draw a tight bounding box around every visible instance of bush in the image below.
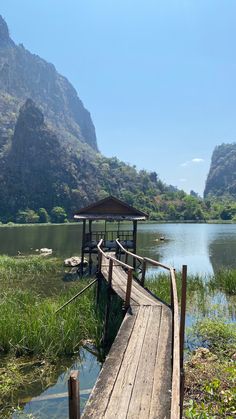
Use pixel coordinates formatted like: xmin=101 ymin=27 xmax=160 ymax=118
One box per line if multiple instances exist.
xmin=38 ymin=207 xmax=50 ymax=223
xmin=50 ymin=206 xmax=67 ymax=223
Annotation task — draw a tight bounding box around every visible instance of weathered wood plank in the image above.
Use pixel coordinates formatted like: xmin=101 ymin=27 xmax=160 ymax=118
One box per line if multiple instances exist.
xmin=126 ymin=305 xmax=162 ymax=418
xmin=81 ymin=307 xmax=139 ymax=418
xmin=104 ymin=306 xmax=151 ymax=419
xmin=83 ymin=249 xmax=175 ymax=419
xmin=149 ymin=306 xmax=172 ymax=419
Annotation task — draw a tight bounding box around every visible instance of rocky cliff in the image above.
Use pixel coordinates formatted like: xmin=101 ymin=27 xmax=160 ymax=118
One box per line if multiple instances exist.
xmin=0 ymin=15 xmax=97 ymax=153
xmin=0 ymin=99 xmax=165 ymax=219
xmin=204 ymin=143 xmax=236 ymax=198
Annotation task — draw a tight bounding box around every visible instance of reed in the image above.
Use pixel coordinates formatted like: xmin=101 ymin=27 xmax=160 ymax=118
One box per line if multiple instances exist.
xmin=209 ymin=268 xmax=236 ymax=295
xmin=0 ymin=255 xmax=62 ymax=282
xmin=0 ymin=283 xmax=100 ymax=358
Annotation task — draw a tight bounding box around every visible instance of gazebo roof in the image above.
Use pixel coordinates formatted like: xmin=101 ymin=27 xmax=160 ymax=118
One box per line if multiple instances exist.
xmin=74 ymin=196 xmax=148 ymax=221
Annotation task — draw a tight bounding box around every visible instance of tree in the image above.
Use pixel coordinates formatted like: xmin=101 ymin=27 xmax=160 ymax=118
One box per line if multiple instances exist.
xmin=38 ymin=208 xmax=50 ymax=223
xmin=16 ymin=209 xmax=39 ymax=224
xmin=50 ymin=207 xmax=67 ymax=223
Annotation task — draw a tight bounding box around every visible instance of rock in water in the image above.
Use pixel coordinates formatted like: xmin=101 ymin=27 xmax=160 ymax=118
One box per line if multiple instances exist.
xmin=64 ymin=256 xmax=87 ymax=267
xmin=40 ymin=248 xmax=52 ymax=255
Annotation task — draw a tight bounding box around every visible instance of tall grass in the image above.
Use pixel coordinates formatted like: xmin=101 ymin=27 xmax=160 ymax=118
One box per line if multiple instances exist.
xmin=209 ymin=268 xmax=236 ymax=295
xmin=145 ymin=268 xmax=236 ymax=306
xmin=146 ymin=272 xmax=206 ymax=305
xmin=0 ymin=255 xmax=62 ymax=282
xmin=0 ymin=284 xmax=101 ymax=358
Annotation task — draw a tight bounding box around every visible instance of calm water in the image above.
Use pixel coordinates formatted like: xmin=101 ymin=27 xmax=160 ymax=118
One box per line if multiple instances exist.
xmin=1 ymin=222 xmax=236 ymax=417
xmin=1 ymin=222 xmax=236 ymax=274
xmin=12 ymin=349 xmax=101 ymax=419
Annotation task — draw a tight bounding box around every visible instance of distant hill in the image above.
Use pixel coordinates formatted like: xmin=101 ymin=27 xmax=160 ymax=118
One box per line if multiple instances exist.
xmin=204 ymin=143 xmax=236 ymax=198
xmin=0 ymin=15 xmax=97 ymax=153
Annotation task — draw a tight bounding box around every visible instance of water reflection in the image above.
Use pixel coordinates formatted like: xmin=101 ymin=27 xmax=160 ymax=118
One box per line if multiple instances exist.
xmin=13 ymin=349 xmax=101 ymax=419
xmin=1 ymin=223 xmax=236 ymax=275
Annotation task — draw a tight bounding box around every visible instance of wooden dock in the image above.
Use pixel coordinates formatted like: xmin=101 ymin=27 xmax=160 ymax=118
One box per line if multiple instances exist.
xmin=81 ymin=239 xmax=184 ymax=419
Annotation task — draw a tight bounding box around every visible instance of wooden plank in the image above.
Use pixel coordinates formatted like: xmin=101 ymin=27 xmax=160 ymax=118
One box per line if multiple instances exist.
xmin=82 ymin=307 xmax=139 ymax=418
xmin=113 ymin=266 xmax=158 ymax=306
xmin=149 ymin=306 xmax=172 ymax=418
xmin=126 ymin=305 xmax=162 ymax=418
xmin=104 ymin=306 xmax=151 ymax=419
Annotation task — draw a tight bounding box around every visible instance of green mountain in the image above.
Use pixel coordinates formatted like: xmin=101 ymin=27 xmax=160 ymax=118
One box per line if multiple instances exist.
xmin=0 ymin=98 xmax=167 ymax=220
xmin=0 ymin=15 xmax=210 ymax=223
xmin=204 ymin=143 xmax=236 ymax=198
xmin=0 ymin=15 xmax=97 ymax=153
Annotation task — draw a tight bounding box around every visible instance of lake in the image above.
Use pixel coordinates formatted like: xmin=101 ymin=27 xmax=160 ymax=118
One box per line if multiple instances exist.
xmin=1 ymin=222 xmax=236 ymax=417
xmin=1 ymin=222 xmax=236 ymax=274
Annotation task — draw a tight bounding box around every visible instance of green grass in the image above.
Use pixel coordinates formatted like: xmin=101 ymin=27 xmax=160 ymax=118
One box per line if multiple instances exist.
xmin=209 ymin=268 xmax=236 ymax=295
xmin=184 ymin=319 xmax=236 ymax=418
xmin=0 ymin=284 xmax=101 ymax=358
xmin=145 ymin=272 xmax=206 ymax=305
xmin=0 ymin=255 xmax=62 ymax=282
xmin=145 ymin=268 xmax=236 ymax=308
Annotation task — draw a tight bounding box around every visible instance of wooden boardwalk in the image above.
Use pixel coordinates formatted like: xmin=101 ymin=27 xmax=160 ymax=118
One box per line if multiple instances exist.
xmin=82 ymin=241 xmax=183 ymax=419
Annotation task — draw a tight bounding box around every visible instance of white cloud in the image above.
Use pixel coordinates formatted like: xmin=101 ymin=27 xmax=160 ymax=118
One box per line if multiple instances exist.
xmin=180 ymin=158 xmax=204 ymax=167
xmin=192 ymin=158 xmax=204 ymax=163
xmin=179 ymin=178 xmax=187 ymax=182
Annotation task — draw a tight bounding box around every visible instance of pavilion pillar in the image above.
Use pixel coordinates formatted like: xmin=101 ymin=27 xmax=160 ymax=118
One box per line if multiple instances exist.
xmin=80 ymin=219 xmax=86 ymax=276
xmin=133 ymin=220 xmax=137 ymax=270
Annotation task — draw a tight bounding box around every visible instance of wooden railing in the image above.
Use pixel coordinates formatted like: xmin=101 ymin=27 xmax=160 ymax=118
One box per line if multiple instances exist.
xmin=97 ymin=239 xmax=134 ymax=309
xmin=116 ymin=238 xmax=181 ymax=418
xmin=85 ymin=230 xmax=133 ymax=244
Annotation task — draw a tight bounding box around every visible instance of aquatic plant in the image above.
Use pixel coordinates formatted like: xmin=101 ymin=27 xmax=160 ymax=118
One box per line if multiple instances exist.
xmin=0 ymin=283 xmax=101 ymax=357
xmin=209 ymin=268 xmax=236 ymax=295
xmin=0 ymin=255 xmax=62 ymax=282
xmin=184 ymin=328 xmax=236 ymax=418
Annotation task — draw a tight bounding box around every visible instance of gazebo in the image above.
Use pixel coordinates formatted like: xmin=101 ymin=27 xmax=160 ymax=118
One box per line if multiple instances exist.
xmin=74 ymin=196 xmax=148 ymax=273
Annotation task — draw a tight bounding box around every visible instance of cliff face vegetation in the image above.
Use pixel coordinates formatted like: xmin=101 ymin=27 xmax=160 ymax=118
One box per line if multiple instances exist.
xmin=1 ymin=15 xmax=234 ymax=223
xmin=0 ymin=98 xmax=168 ymax=220
xmin=0 ymin=15 xmax=97 ymax=153
xmin=204 ymin=143 xmax=236 ymax=199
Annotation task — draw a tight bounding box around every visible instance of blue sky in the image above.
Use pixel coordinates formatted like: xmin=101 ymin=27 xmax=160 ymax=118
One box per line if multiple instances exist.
xmin=2 ymin=1 xmax=236 ymax=195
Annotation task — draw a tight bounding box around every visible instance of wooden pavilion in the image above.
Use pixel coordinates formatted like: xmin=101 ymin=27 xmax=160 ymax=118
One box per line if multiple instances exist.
xmin=74 ymin=196 xmax=148 ymax=273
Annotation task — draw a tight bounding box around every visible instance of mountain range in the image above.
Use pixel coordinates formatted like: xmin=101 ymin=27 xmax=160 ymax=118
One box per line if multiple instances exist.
xmin=0 ymin=14 xmax=235 ymax=223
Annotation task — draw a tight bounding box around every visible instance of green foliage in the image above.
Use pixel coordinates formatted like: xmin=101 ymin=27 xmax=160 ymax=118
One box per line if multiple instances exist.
xmin=15 ymin=209 xmax=39 ymax=224
xmin=209 ymin=269 xmax=236 ymax=295
xmin=50 ymin=206 xmax=67 ymax=223
xmin=38 ymin=207 xmax=50 ymax=223
xmin=0 ymin=285 xmax=100 ymax=357
xmin=192 ymin=319 xmax=236 ymax=356
xmin=0 ymin=255 xmax=62 ymax=282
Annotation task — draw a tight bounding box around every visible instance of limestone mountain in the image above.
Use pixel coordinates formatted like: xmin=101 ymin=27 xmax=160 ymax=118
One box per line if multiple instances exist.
xmin=0 ymin=15 xmax=97 ymax=153
xmin=204 ymin=143 xmax=236 ymax=198
xmin=0 ymin=99 xmax=166 ymax=220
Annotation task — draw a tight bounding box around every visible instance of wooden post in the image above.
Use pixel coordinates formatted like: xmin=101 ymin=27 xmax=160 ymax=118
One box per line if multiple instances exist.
xmin=125 ymin=269 xmax=133 ymax=309
xmin=103 ymin=259 xmax=113 ymax=346
xmin=108 ymin=258 xmax=113 ymax=287
xmin=80 ymin=220 xmax=86 ymax=276
xmin=133 ymin=220 xmax=137 ymax=270
xmin=88 ymin=220 xmax=92 ymax=274
xmin=180 ymin=265 xmax=187 ymax=419
xmin=68 ymin=370 xmax=80 ymax=419
xmin=170 ymin=270 xmax=174 ymax=310
xmin=141 ymin=259 xmax=147 ymax=287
